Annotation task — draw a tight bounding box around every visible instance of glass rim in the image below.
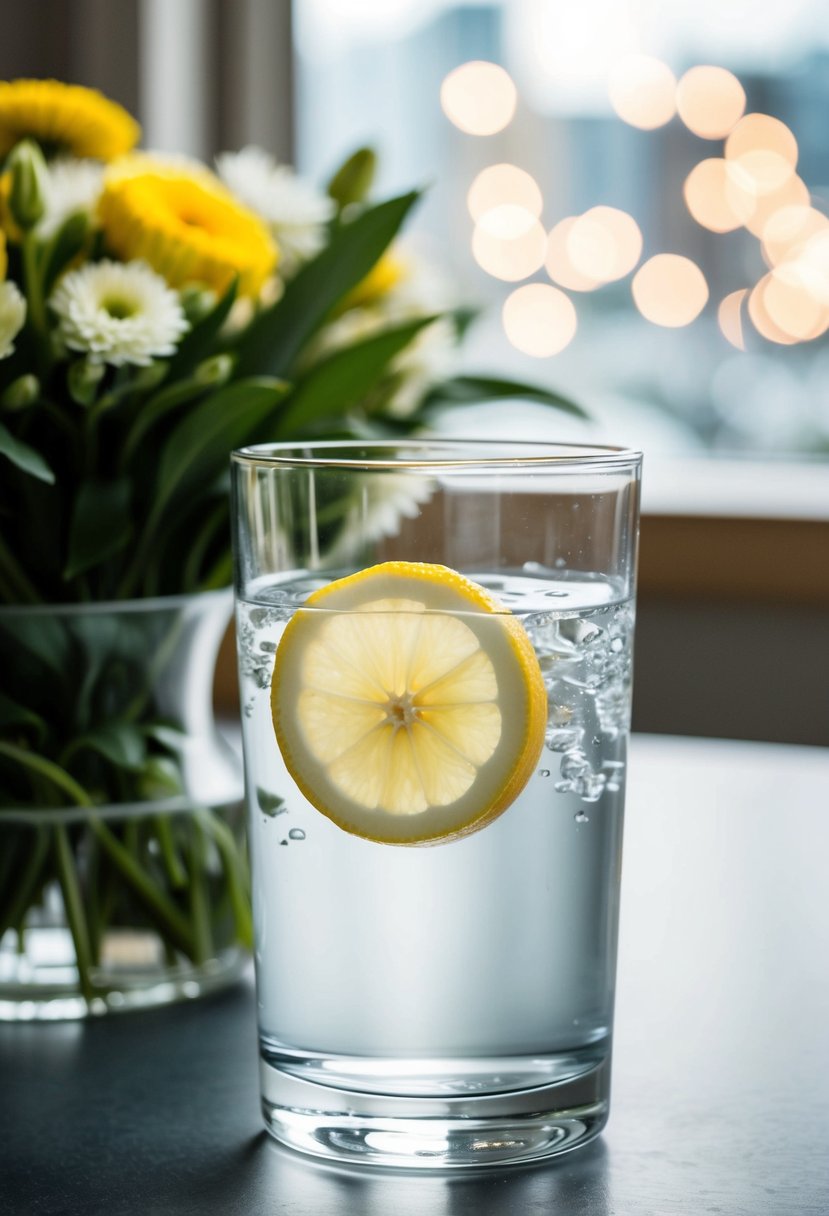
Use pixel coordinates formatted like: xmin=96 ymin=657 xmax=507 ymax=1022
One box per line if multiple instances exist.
xmin=232 ymin=438 xmax=643 ymax=472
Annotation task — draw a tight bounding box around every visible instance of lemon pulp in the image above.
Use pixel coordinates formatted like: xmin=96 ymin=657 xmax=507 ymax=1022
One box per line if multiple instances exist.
xmin=270 ymin=561 xmax=547 ymax=845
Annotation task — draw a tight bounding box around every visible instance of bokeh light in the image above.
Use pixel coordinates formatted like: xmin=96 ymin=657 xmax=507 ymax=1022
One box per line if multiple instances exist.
xmin=725 ymin=114 xmax=798 ymax=196
xmin=748 ymin=275 xmax=803 ymax=345
xmin=631 ymin=254 xmax=709 ymax=327
xmin=683 ymin=158 xmax=756 ymax=233
xmin=566 ymin=206 xmax=642 ymax=282
xmin=545 ymin=217 xmax=601 ymax=292
xmin=763 ymin=263 xmax=828 ymax=341
xmin=676 ymin=66 xmax=746 ymax=139
xmin=502 ymin=284 xmax=577 ymax=357
xmin=607 ymin=55 xmax=677 ymax=130
xmin=476 ymin=204 xmax=538 ymax=239
xmin=761 ymin=205 xmax=829 ymax=267
xmin=441 ymin=61 xmax=518 ymax=136
xmin=718 ymin=289 xmax=748 ymax=350
xmin=743 ymin=173 xmax=810 ymax=238
xmin=467 ymin=164 xmax=543 ymax=226
xmin=472 ymin=217 xmax=547 ymax=281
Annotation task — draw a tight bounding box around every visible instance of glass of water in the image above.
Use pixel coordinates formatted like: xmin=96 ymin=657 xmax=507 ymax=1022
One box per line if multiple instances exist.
xmin=231 ymin=439 xmax=641 ymax=1169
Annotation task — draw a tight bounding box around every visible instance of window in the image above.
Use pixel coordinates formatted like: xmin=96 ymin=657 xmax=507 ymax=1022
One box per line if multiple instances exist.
xmin=295 ymin=0 xmax=829 ymax=459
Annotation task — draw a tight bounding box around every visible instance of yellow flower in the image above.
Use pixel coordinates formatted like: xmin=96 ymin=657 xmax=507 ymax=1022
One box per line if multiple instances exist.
xmin=341 ymin=250 xmax=406 ymax=311
xmin=0 ymin=79 xmax=139 ymax=161
xmin=99 ymin=158 xmax=278 ymax=297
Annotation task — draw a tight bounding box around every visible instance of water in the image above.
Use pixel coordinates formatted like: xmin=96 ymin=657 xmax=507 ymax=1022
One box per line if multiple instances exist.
xmin=238 ymin=570 xmax=632 ymax=1105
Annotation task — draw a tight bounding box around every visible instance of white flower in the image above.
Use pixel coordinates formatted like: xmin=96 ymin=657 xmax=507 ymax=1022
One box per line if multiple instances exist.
xmin=49 ymin=260 xmax=189 ymax=367
xmin=216 ymin=147 xmax=335 ymax=274
xmin=37 ymin=159 xmax=104 ymax=239
xmin=0 ymin=281 xmax=26 ymax=359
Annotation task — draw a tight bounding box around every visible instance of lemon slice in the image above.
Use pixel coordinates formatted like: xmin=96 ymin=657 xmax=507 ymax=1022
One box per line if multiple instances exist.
xmin=270 ymin=562 xmax=547 ymax=845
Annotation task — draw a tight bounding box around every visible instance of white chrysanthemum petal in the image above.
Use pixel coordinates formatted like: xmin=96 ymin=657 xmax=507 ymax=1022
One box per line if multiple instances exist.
xmin=49 ymin=259 xmax=189 ymax=367
xmin=0 ymin=282 xmax=26 ymax=360
xmin=216 ymin=146 xmax=335 ymax=274
xmin=37 ymin=159 xmax=104 ymax=239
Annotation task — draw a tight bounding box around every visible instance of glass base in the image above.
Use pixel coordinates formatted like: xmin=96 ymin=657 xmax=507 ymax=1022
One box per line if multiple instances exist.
xmin=260 ymin=1048 xmax=610 ymax=1169
xmin=0 ymin=927 xmax=248 ymax=1021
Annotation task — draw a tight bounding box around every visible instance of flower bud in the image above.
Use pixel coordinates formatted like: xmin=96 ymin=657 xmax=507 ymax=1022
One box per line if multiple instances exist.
xmin=67 ymin=358 xmax=105 ymax=406
xmin=131 ymin=360 xmax=169 ymax=392
xmin=180 ymin=284 xmax=217 ymax=325
xmin=1 ymin=374 xmax=39 ymax=411
xmin=7 ymin=140 xmax=49 ymax=232
xmin=194 ymin=353 xmax=234 ymax=388
xmin=327 ymin=147 xmax=377 ymax=209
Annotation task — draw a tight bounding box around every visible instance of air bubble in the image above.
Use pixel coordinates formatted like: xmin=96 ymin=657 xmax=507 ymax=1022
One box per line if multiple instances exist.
xmin=575 ymin=812 xmax=589 ymax=824
xmin=288 ymin=828 xmax=306 ymax=841
xmin=280 ymin=840 xmax=288 ymax=846
xmin=539 ymin=769 xmax=550 ymax=778
xmin=259 ymin=640 xmax=277 ymax=653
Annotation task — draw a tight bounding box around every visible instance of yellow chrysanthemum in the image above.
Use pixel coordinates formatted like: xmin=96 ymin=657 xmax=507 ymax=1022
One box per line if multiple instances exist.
xmin=341 ymin=250 xmax=406 ymax=311
xmin=99 ymin=160 xmax=278 ymax=297
xmin=0 ymin=80 xmax=139 ymax=161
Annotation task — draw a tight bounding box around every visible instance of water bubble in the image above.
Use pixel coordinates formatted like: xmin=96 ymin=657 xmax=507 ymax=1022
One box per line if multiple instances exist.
xmin=575 ymin=811 xmax=589 ymax=824
xmin=280 ymin=839 xmax=288 ymax=846
xmin=257 ymin=788 xmax=286 ymax=816
xmin=592 ymin=735 xmax=601 ymax=746
xmin=243 ymin=701 xmax=254 ymax=719
xmin=259 ymin=640 xmax=277 ymax=653
xmin=546 ymin=725 xmax=584 ymax=753
xmin=288 ymin=828 xmax=306 ymax=841
xmin=539 ymin=769 xmax=551 ymax=778
xmin=555 ymin=557 xmax=566 ymax=568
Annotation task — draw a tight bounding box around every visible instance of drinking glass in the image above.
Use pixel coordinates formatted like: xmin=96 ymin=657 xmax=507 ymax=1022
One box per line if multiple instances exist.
xmin=231 ymin=439 xmax=641 ymax=1168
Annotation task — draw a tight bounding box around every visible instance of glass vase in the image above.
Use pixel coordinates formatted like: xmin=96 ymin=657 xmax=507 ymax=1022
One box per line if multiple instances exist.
xmin=0 ymin=590 xmax=250 ymax=1020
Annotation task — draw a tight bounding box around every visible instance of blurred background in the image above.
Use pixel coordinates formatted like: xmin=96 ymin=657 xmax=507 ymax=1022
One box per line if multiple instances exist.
xmin=2 ymin=0 xmax=826 ymax=744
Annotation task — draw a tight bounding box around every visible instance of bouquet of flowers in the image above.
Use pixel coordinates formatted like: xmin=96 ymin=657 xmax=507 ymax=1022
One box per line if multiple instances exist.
xmin=0 ymin=79 xmax=579 ymax=1011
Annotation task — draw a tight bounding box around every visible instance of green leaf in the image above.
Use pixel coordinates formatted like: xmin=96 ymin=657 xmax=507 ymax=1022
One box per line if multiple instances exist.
xmin=0 ymin=613 xmax=71 ymax=678
xmin=65 ymin=722 xmax=148 ymax=772
xmin=234 ymin=190 xmax=421 ymax=378
xmin=274 ymin=316 xmax=439 ymax=437
xmin=0 ymin=420 xmax=55 ymax=483
xmin=65 ymin=478 xmax=133 ymax=579
xmin=424 ymin=375 xmax=588 ymax=418
xmin=166 ymin=278 xmax=238 ymax=379
xmin=120 ymin=377 xmax=210 ymax=467
xmin=42 ymin=210 xmax=90 ymax=294
xmin=152 ymin=377 xmax=290 ymax=521
xmin=0 ymin=690 xmax=46 ymax=744
xmin=327 ymin=147 xmax=377 ymax=208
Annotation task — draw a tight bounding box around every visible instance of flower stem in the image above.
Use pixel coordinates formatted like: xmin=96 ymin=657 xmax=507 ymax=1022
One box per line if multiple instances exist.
xmin=154 ymin=814 xmax=187 ymax=889
xmin=88 ymin=818 xmax=196 ymax=959
xmin=187 ymin=818 xmax=213 ymax=965
xmin=197 ymin=809 xmax=252 ymax=950
xmin=53 ymin=824 xmax=96 ymax=1005
xmin=0 ymin=826 xmax=49 ymax=941
xmin=22 ymin=234 xmax=47 ymax=336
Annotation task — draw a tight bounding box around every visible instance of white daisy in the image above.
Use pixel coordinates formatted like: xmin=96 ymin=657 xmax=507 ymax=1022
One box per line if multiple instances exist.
xmin=49 ymin=260 xmax=189 ymax=367
xmin=37 ymin=159 xmax=104 ymax=239
xmin=0 ymin=281 xmax=26 ymax=359
xmin=216 ymin=146 xmax=335 ymax=274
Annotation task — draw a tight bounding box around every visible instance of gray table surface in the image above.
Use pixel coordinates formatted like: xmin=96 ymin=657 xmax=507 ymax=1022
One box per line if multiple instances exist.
xmin=2 ymin=734 xmax=828 ymax=1216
